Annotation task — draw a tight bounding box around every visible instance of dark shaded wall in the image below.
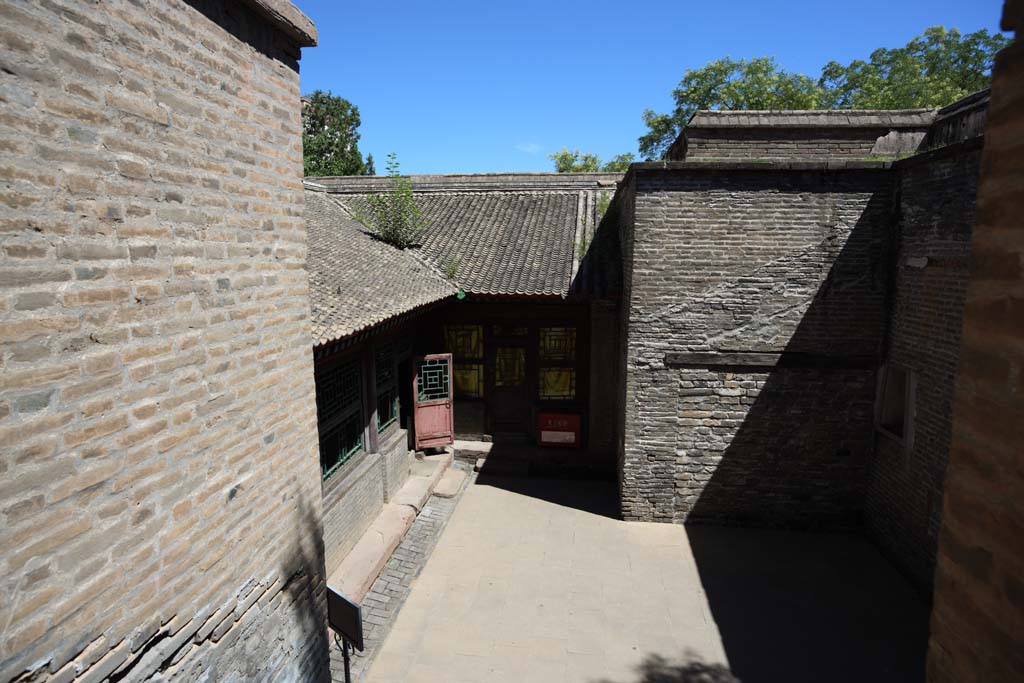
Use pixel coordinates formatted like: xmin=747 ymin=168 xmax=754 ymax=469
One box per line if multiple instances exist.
xmin=617 ymin=164 xmax=893 ymax=524
xmin=927 ymin=7 xmax=1024 ymax=680
xmin=681 ymin=128 xmax=914 ymax=160
xmin=865 ymin=140 xmax=983 ymax=595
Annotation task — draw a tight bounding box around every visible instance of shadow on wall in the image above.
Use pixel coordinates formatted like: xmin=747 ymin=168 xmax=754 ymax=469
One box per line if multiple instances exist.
xmin=678 ymin=181 xmax=894 ymax=528
xmin=662 ymin=178 xmax=929 ymax=681
xmin=593 ymin=652 xmax=740 ymax=683
xmin=280 ymin=493 xmax=331 ymax=683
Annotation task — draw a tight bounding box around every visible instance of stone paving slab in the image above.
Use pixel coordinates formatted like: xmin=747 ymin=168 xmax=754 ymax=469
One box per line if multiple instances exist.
xmin=363 ymin=476 xmax=928 ymax=683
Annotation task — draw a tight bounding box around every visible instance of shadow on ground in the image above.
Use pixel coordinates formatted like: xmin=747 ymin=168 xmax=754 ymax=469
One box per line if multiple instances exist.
xmin=593 ymin=652 xmax=739 ymax=683
xmin=473 ymin=472 xmax=620 ymax=518
xmin=687 ymin=525 xmax=929 ymax=683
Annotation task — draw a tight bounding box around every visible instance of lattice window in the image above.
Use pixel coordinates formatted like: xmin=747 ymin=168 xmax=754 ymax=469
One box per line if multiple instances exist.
xmin=539 ymin=327 xmax=577 ymax=400
xmin=319 ymin=412 xmax=363 ymax=481
xmin=540 ymin=327 xmax=576 ymax=363
xmin=539 ymin=367 xmax=576 ymax=400
xmin=417 ymin=357 xmax=450 ymax=402
xmin=444 ymin=324 xmax=483 ymax=360
xmin=315 ymin=357 xmax=363 ymax=481
xmin=316 ymin=359 xmax=361 ymax=423
xmin=375 ymin=342 xmax=398 ymax=433
xmin=444 ymin=324 xmax=484 ymax=398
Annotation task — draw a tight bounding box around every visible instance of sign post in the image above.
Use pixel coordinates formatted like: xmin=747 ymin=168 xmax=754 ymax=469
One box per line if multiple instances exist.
xmin=326 ymin=584 xmax=364 ymax=683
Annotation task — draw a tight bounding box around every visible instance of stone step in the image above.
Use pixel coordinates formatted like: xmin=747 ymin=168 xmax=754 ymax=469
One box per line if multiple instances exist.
xmin=434 ymin=468 xmax=467 ymax=498
xmin=327 ymin=503 xmax=415 ymax=604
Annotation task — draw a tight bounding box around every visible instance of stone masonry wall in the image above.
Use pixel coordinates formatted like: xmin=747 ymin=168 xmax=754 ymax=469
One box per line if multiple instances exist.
xmin=865 ymin=140 xmax=983 ymax=596
xmin=618 ymin=165 xmax=893 ymax=524
xmin=322 ymin=454 xmax=384 ymax=578
xmin=927 ymin=10 xmax=1024 ymax=680
xmin=0 ymin=2 xmax=326 ymax=682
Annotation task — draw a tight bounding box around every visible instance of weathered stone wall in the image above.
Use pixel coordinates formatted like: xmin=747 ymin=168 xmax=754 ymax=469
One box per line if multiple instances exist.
xmin=865 ymin=140 xmax=983 ymax=595
xmin=927 ymin=8 xmax=1024 ymax=680
xmin=681 ymin=127 xmax=926 ymax=161
xmin=617 ymin=163 xmax=893 ymax=525
xmin=0 ymin=1 xmax=326 ymax=681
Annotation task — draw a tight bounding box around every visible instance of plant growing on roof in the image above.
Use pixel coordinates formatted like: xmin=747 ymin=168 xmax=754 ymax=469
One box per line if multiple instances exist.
xmin=362 ymin=153 xmax=426 ymax=249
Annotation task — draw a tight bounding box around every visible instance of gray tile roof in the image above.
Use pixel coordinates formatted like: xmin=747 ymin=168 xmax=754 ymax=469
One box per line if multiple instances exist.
xmin=312 ymin=174 xmax=621 ymax=298
xmin=304 ymin=188 xmax=456 ymax=346
xmin=688 ymin=109 xmax=937 ymax=129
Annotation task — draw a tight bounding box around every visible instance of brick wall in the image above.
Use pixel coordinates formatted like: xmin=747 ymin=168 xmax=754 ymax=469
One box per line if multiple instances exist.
xmin=617 ymin=163 xmax=893 ymax=524
xmin=926 ymin=9 xmax=1024 ymax=680
xmin=681 ymin=127 xmax=925 ymax=161
xmin=322 ymin=454 xmax=384 ymax=577
xmin=0 ymin=1 xmax=326 ymax=681
xmin=865 ymin=140 xmax=983 ymax=595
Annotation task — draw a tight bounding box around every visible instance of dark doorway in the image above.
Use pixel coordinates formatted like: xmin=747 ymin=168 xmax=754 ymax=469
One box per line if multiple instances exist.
xmin=488 ymin=343 xmax=530 ymax=437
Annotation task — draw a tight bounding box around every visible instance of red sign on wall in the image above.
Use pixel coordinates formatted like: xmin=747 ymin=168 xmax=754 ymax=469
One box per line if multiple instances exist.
xmin=537 ymin=413 xmax=580 ymax=448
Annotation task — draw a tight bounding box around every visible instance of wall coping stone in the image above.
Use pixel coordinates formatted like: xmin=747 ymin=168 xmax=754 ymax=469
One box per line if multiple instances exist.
xmin=687 ymin=109 xmax=936 ymax=129
xmin=630 ymin=159 xmax=893 ymax=173
xmin=307 ymin=173 xmax=623 ymax=193
xmin=241 ymin=0 xmax=317 ymax=46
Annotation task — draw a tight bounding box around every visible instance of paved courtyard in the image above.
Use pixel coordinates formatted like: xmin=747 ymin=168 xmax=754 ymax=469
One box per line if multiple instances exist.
xmin=364 ymin=476 xmax=928 ymax=683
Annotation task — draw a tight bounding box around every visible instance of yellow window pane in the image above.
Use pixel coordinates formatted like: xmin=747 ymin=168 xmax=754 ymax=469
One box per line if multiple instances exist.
xmin=539 ymin=368 xmax=575 ymax=400
xmin=453 ymin=363 xmax=483 ymax=398
xmin=444 ymin=324 xmax=483 ymax=359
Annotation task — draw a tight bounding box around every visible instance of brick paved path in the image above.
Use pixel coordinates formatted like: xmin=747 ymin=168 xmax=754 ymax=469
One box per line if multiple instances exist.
xmin=329 ymin=463 xmax=471 ymax=682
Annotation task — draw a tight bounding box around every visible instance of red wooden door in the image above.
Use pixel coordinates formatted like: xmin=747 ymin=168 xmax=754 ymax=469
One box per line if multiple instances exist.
xmin=413 ymin=353 xmax=454 ymax=449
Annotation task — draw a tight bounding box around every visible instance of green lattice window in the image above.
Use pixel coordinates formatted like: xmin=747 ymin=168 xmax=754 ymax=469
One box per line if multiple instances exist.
xmin=417 ymin=357 xmax=450 ymax=402
xmin=375 ymin=343 xmax=398 ymax=433
xmin=315 ymin=358 xmax=363 ymax=481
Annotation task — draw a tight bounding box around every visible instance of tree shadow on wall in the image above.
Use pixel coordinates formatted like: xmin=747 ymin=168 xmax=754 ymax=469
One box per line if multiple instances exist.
xmin=279 ymin=492 xmax=331 ymax=683
xmin=592 ymin=652 xmax=740 ymax=683
xmin=659 ymin=180 xmax=929 ymax=681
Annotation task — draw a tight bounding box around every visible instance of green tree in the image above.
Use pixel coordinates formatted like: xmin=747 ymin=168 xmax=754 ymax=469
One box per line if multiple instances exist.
xmin=302 ymin=90 xmax=374 ymax=176
xmin=639 ymin=56 xmax=825 ymax=160
xmin=820 ymin=27 xmax=1009 ymax=109
xmin=639 ymin=27 xmax=1008 ymax=160
xmin=359 ymin=154 xmax=425 ymax=249
xmin=549 ymin=148 xmax=635 ymax=173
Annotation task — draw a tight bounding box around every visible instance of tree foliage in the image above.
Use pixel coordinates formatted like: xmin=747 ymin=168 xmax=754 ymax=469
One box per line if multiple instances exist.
xmin=302 ymin=90 xmax=375 ymax=176
xmin=639 ymin=27 xmax=1008 ymax=160
xmin=549 ymin=148 xmax=635 ymax=173
xmin=819 ymin=27 xmax=1009 ymax=109
xmin=360 ymin=154 xmax=425 ymax=249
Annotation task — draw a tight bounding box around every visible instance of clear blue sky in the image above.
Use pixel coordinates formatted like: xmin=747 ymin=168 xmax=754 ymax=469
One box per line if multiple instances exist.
xmin=293 ymin=0 xmax=1007 ymax=174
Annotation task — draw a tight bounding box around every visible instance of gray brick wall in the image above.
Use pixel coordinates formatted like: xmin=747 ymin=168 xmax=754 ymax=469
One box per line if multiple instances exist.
xmin=865 ymin=140 xmax=983 ymax=595
xmin=618 ymin=167 xmax=893 ymax=525
xmin=380 ymin=428 xmax=411 ymax=502
xmin=0 ymin=1 xmax=326 ymax=681
xmin=322 ymin=453 xmax=384 ymax=577
xmin=682 ymin=128 xmax=925 ymax=161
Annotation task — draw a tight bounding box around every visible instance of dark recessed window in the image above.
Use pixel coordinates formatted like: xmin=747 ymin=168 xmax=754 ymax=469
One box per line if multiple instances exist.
xmin=876 ymin=365 xmax=915 ymax=447
xmin=376 ymin=342 xmax=398 ymax=434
